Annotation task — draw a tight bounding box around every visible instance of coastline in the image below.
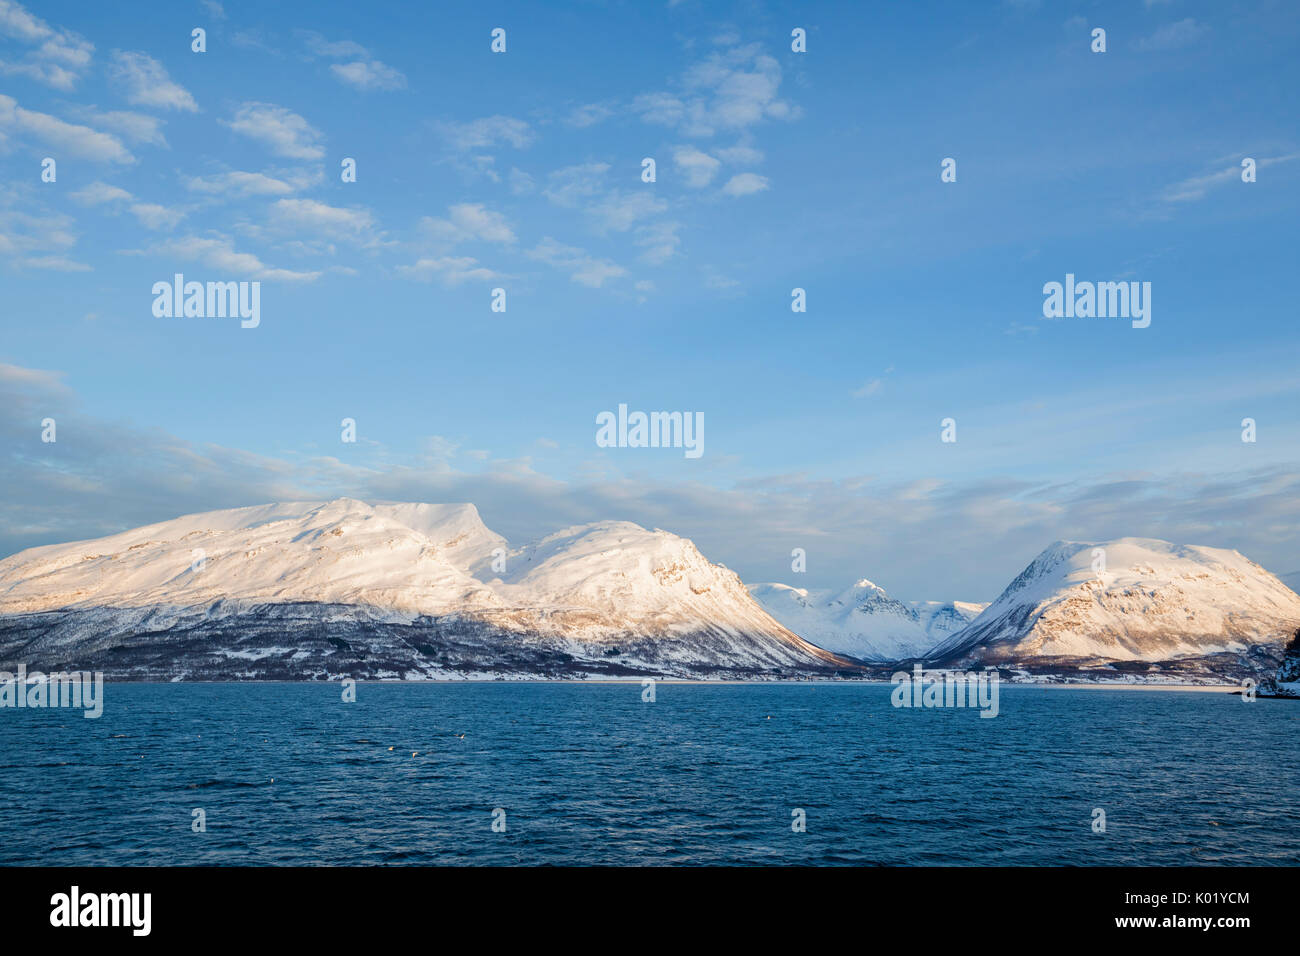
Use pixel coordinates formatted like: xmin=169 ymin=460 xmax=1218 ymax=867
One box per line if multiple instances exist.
xmin=56 ymin=677 xmax=1246 ymax=690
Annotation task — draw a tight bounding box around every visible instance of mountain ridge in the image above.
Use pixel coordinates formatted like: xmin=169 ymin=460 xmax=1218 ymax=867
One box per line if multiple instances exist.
xmin=3 ymin=506 xmax=1296 ymax=682
xmin=926 ymin=537 xmax=1300 ymax=679
xmin=747 ymin=579 xmax=985 ymax=662
xmin=0 ymin=498 xmax=854 ymax=680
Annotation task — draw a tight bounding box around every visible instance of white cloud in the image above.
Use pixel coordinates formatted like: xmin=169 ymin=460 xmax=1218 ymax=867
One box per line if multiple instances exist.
xmin=563 ymin=102 xmax=615 ymax=128
xmin=0 ymin=94 xmax=132 ymax=162
xmin=15 ymin=254 xmax=89 ymax=272
xmin=70 ymin=180 xmax=184 ymax=230
xmin=70 ymin=181 xmax=132 ymax=205
xmin=396 ymin=255 xmax=502 ymax=285
xmin=0 ymin=0 xmax=92 ymax=90
xmin=70 ymin=107 xmax=167 ymax=146
xmin=0 ymin=57 xmax=78 ymax=90
xmin=0 ymin=0 xmax=53 ymax=42
xmin=716 ymin=142 xmax=764 ymax=166
xmin=633 ymin=92 xmax=685 ymax=127
xmin=673 ymin=146 xmax=721 ymax=187
xmin=230 ymin=30 xmax=279 ymax=56
xmin=0 ymin=195 xmax=77 ymax=261
xmin=635 ymin=42 xmax=799 ymax=137
xmin=223 ymin=103 xmax=324 ymax=160
xmin=146 ymin=234 xmax=321 ymax=281
xmin=528 ymin=237 xmax=627 ymax=288
xmin=543 ymin=163 xmax=671 ymax=250
xmin=330 ymin=60 xmax=406 ymax=92
xmin=702 ymin=266 xmax=740 ymax=291
xmin=269 ymin=198 xmax=376 ymax=241
xmin=508 ymin=167 xmax=535 ymax=195
xmin=722 ymin=172 xmax=769 ymax=196
xmin=1135 ymin=18 xmax=1209 ymax=51
xmin=438 ymin=115 xmax=533 ymax=151
xmin=589 ymin=190 xmax=667 ymax=233
xmin=853 ymin=380 xmax=884 ymax=398
xmin=635 ymin=221 xmax=681 ymax=265
xmin=1162 ymin=153 xmax=1299 ymax=202
xmin=543 ymin=162 xmax=610 ymax=206
xmin=109 ymin=51 xmax=198 ymax=111
xmin=130 ymin=202 xmax=185 ymax=231
xmin=300 ymin=30 xmax=368 ymax=59
xmin=184 ymin=170 xmax=300 ymax=198
xmin=420 ymin=203 xmax=515 ymax=244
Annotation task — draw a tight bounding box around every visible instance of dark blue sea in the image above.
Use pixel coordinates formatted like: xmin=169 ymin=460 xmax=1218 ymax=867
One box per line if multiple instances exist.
xmin=1 ymin=682 xmax=1295 ymax=866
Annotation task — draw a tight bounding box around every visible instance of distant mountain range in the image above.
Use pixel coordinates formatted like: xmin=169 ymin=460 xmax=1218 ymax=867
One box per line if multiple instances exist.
xmin=0 ymin=499 xmax=852 ymax=680
xmin=1 ymin=500 xmax=1297 ymax=682
xmin=747 ymin=581 xmax=984 ymax=662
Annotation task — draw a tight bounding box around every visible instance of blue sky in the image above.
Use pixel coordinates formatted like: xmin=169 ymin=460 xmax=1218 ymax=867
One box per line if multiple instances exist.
xmin=2 ymin=0 xmax=1298 ymax=601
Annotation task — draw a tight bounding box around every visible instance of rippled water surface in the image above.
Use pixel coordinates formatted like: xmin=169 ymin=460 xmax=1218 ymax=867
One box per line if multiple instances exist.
xmin=1 ymin=682 xmax=1295 ymax=865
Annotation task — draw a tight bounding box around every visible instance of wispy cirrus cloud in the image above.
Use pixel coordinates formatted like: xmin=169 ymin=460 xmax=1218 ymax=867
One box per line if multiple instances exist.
xmin=1161 ymin=153 xmax=1299 ymax=203
xmin=635 ymin=221 xmax=681 ymax=265
xmin=183 ymin=169 xmax=303 ymax=199
xmin=673 ymin=146 xmax=721 ymax=187
xmin=268 ymin=198 xmax=377 ymax=242
xmin=542 ymin=163 xmax=667 ymax=235
xmin=437 ymin=114 xmax=533 ymax=151
xmin=395 ymin=255 xmax=502 ymax=285
xmin=68 ymin=181 xmax=130 ymax=205
xmin=542 ymin=162 xmax=609 ymax=206
xmin=331 ymin=59 xmax=405 ymax=91
xmin=68 ymin=181 xmax=185 ymax=230
xmin=68 ymin=105 xmax=167 ymax=146
xmin=562 ymin=102 xmax=615 ymax=128
xmin=0 ymin=190 xmax=87 ymax=271
xmin=721 ymin=172 xmax=769 ymax=196
xmin=135 ymin=233 xmax=321 ymax=281
xmin=298 ymin=30 xmax=407 ymax=91
xmin=433 ymin=115 xmax=533 ymax=183
xmin=527 ymin=236 xmax=627 ymax=287
xmin=0 ymin=0 xmax=92 ymax=90
xmin=222 ymin=102 xmax=324 ymax=160
xmin=633 ymin=40 xmax=799 ymax=137
xmin=1134 ymin=18 xmax=1209 ymax=52
xmin=299 ymin=30 xmax=367 ymax=59
xmin=128 ymin=202 xmax=186 ymax=231
xmin=0 ymin=94 xmax=132 ymax=161
xmin=108 ymin=51 xmax=198 ymax=111
xmin=12 ymin=254 xmax=90 ymax=272
xmin=420 ymin=203 xmax=516 ymax=244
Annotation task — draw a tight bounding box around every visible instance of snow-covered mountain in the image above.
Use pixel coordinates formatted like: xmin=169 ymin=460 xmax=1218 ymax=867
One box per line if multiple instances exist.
xmin=0 ymin=499 xmax=853 ymax=680
xmin=1260 ymin=629 xmax=1300 ymax=698
xmin=927 ymin=538 xmax=1300 ymax=677
xmin=747 ymin=580 xmax=985 ymax=662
